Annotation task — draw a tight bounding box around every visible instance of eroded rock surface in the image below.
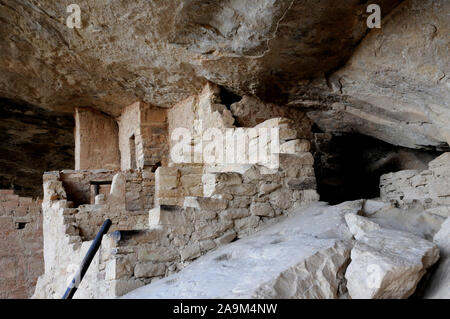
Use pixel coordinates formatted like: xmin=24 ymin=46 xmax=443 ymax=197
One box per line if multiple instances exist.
xmin=123 ymin=200 xmax=443 ymax=299
xmin=344 ymin=214 xmax=439 ymax=299
xmin=424 ymin=218 xmax=450 ymax=299
xmin=0 ymin=0 xmax=401 ymax=115
xmin=123 ymin=201 xmax=363 ymax=299
xmin=0 ymin=98 xmax=74 ymax=197
xmin=309 ymin=0 xmax=450 ymax=149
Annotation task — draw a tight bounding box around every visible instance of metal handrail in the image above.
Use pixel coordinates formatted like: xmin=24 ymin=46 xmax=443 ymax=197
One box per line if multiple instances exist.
xmin=62 ymin=219 xmax=112 ymax=299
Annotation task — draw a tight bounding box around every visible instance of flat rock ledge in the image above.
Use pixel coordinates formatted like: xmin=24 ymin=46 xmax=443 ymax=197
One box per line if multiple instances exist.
xmin=122 ymin=201 xmax=441 ymax=299
xmin=344 ymin=214 xmax=440 ymax=299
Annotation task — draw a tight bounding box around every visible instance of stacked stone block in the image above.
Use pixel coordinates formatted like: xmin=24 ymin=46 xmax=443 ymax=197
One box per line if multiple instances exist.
xmin=380 ymin=152 xmax=450 ymax=207
xmin=0 ymin=190 xmax=43 ymax=298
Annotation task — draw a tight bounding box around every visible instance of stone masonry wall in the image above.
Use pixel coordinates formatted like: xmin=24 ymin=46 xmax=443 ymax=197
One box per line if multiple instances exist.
xmin=118 ymin=102 xmax=168 ymax=170
xmin=34 ymin=161 xmax=320 ymax=299
xmin=230 ymin=95 xmax=312 ymax=139
xmin=0 ymin=190 xmax=43 ymax=298
xmin=75 ymin=107 xmax=120 ymax=170
xmin=155 ymin=164 xmax=204 ymax=206
xmin=168 ymin=83 xmax=235 ymax=164
xmin=34 ymin=84 xmax=320 ymax=298
xmin=33 ymin=168 xmax=156 ymax=298
xmin=45 ymin=169 xmax=155 ymax=240
xmin=380 ymin=152 xmax=450 ymax=207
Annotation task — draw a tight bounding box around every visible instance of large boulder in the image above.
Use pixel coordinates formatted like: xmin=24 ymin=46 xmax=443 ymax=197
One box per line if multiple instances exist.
xmin=424 ymin=217 xmax=450 ymax=299
xmin=0 ymin=0 xmax=401 ymax=115
xmin=309 ymin=0 xmax=450 ymax=149
xmin=344 ymin=214 xmax=440 ymax=299
xmin=123 ymin=201 xmax=363 ymax=298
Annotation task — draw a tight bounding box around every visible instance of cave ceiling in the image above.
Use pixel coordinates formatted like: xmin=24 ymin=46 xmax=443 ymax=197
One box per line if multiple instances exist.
xmin=0 ymin=0 xmax=449 ymax=149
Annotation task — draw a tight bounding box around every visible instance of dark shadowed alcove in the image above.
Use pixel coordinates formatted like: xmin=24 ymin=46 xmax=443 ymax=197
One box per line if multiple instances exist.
xmin=312 ymin=132 xmax=445 ymax=204
xmin=0 ymin=98 xmax=75 ymax=197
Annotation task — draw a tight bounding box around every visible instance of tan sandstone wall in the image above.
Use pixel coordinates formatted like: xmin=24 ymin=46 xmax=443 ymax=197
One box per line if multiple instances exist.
xmin=35 ymin=85 xmax=320 ymax=298
xmin=230 ymin=95 xmax=312 ymax=139
xmin=380 ymin=153 xmax=450 ymax=207
xmin=75 ymin=108 xmax=120 ymax=170
xmin=168 ymin=83 xmax=235 ymax=163
xmin=0 ymin=190 xmax=43 ymax=298
xmin=34 ymin=168 xmax=156 ymax=298
xmin=118 ymin=102 xmax=168 ymax=170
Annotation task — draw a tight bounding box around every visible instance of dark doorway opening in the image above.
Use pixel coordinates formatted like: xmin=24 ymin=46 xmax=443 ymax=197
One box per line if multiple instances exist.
xmin=313 ymin=133 xmax=443 ymax=204
xmin=218 ymin=86 xmax=242 ymax=109
xmin=129 ymin=135 xmax=137 ymax=169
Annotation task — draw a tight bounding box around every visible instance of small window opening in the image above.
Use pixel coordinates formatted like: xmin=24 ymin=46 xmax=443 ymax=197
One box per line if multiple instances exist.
xmin=129 ymin=134 xmax=137 ymax=169
xmin=151 ymin=161 xmax=161 ymax=173
xmin=89 ymin=181 xmax=112 ymax=204
xmin=16 ymin=222 xmax=27 ymax=230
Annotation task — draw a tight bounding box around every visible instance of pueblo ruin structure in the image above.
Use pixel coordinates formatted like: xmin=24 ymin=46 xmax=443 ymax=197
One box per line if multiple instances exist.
xmin=0 ymin=0 xmax=449 ymax=299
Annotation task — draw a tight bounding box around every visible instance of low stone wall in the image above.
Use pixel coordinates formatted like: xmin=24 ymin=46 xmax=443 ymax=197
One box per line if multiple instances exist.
xmin=380 ymin=152 xmax=450 ymax=207
xmin=84 ymin=153 xmax=318 ymax=297
xmin=0 ymin=190 xmax=43 ymax=298
xmin=155 ymin=164 xmax=204 ymax=206
xmin=33 ymin=85 xmax=321 ymax=298
xmin=118 ymin=101 xmax=168 ymax=170
xmin=33 ymin=168 xmax=157 ymax=298
xmin=34 ymin=150 xmax=319 ymax=298
xmin=44 ymin=169 xmax=154 ymax=240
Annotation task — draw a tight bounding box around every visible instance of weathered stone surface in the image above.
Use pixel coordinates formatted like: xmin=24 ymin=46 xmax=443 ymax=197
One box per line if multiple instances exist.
xmin=250 ymin=202 xmax=275 ymax=217
xmin=105 ymin=257 xmax=133 ymax=280
xmin=214 ymin=230 xmax=237 ymax=246
xmin=184 ymin=196 xmax=227 ymax=211
xmin=234 ymin=216 xmax=260 ymax=232
xmin=380 ymin=152 xmax=450 ymax=207
xmin=344 ymin=214 xmax=380 ymax=240
xmin=345 ymin=214 xmax=440 ymax=299
xmin=309 ymin=0 xmax=450 ymax=149
xmin=0 ymin=190 xmax=43 ymax=298
xmin=0 ymin=0 xmax=402 ymax=117
xmin=0 ymin=99 xmax=74 ymax=197
xmin=280 ymin=139 xmax=311 ymax=154
xmin=287 ymin=177 xmax=317 ymax=190
xmin=181 ymin=244 xmax=202 ymax=262
xmin=424 ymin=218 xmax=450 ymax=299
xmin=134 ymin=263 xmax=166 ymax=279
xmin=221 ymin=208 xmax=250 ymax=220
xmin=192 ymin=219 xmax=234 ymax=241
xmin=122 ymin=202 xmax=364 ymax=299
xmin=75 ymin=107 xmax=120 ymax=170
xmin=259 ymin=183 xmax=280 ymax=195
xmin=137 ymin=246 xmax=179 ymax=263
xmin=361 ymin=202 xmax=448 ymax=241
xmin=230 ymin=96 xmax=311 ymax=137
xmin=148 ymin=206 xmax=187 ymax=227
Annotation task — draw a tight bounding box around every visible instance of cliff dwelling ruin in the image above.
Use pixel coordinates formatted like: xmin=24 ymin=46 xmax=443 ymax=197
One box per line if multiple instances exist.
xmin=0 ymin=0 xmax=449 ymax=300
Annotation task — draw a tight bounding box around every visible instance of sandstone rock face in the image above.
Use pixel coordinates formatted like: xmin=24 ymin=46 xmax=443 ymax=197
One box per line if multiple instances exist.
xmin=344 ymin=214 xmax=439 ymax=299
xmin=0 ymin=0 xmax=401 ymax=115
xmin=363 ymin=201 xmax=448 ymax=241
xmin=424 ymin=218 xmax=450 ymax=299
xmin=123 ymin=201 xmax=363 ymax=299
xmin=380 ymin=152 xmax=450 ymax=207
xmin=0 ymin=98 xmax=74 ymax=197
xmin=309 ymin=0 xmax=450 ymax=149
xmin=0 ymin=0 xmax=448 ymax=153
xmin=0 ymin=190 xmax=43 ymax=298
